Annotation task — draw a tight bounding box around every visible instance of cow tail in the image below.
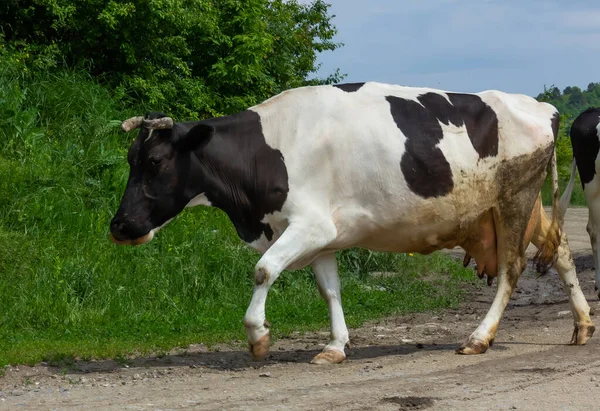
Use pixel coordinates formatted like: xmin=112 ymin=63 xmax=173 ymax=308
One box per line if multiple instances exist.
xmin=559 ymin=158 xmax=577 ymax=218
xmin=533 ymin=112 xmax=562 ymax=274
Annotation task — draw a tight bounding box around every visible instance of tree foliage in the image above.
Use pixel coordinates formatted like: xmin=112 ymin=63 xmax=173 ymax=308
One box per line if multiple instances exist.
xmin=0 ymin=0 xmax=344 ymax=117
xmin=536 ymin=83 xmax=600 ymax=129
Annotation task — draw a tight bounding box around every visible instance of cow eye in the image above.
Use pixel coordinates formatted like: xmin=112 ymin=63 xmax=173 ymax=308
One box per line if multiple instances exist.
xmin=150 ymin=156 xmax=162 ymax=166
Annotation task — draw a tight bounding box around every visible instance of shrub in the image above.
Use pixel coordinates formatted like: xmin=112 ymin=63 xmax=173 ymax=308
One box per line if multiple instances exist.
xmin=0 ymin=0 xmax=344 ymax=117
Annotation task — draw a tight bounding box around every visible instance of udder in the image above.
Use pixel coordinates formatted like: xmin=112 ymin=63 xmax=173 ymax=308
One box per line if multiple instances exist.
xmin=461 ymin=210 xmax=498 ymax=283
xmin=461 ymin=196 xmax=542 ymax=284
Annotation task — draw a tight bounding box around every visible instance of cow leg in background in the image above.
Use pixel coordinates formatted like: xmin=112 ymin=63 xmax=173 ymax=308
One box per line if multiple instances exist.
xmin=529 ymin=204 xmax=595 ymax=343
xmin=243 ymin=219 xmax=338 ymax=361
xmin=457 ymin=207 xmax=530 ymax=355
xmin=586 ymin=205 xmax=600 ymax=299
xmin=310 ymin=252 xmax=349 ymax=365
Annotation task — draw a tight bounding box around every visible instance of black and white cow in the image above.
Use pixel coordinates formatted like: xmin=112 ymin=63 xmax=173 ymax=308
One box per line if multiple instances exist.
xmin=110 ymin=82 xmax=594 ymax=364
xmin=560 ymin=107 xmax=600 ymax=298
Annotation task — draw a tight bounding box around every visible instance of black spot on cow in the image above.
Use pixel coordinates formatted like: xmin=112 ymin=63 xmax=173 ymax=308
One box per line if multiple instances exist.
xmin=386 ymin=96 xmax=454 ymax=198
xmin=189 ymin=110 xmax=289 ymax=243
xmin=446 ymin=93 xmax=499 ymax=159
xmin=387 ymin=92 xmax=500 ymax=198
xmin=419 ymin=93 xmax=498 ymax=158
xmin=333 ymin=82 xmax=365 ymax=93
xmin=417 ymin=92 xmax=499 ymax=158
xmin=416 ymin=92 xmax=463 ymax=127
xmin=570 ymin=107 xmax=600 ymax=188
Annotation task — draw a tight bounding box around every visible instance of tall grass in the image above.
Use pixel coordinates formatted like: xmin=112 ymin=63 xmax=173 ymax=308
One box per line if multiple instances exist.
xmin=0 ymin=58 xmax=479 ymax=366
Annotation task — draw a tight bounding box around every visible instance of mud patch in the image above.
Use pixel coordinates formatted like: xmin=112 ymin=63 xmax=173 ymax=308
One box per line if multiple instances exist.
xmin=574 ymin=254 xmax=595 ymax=271
xmin=514 ymin=367 xmax=558 ymax=374
xmin=381 ymin=395 xmax=436 ymax=410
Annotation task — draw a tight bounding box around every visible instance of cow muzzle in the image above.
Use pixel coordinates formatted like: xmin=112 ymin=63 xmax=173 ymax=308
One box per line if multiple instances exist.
xmin=109 ymin=218 xmax=155 ymax=246
xmin=109 ymin=230 xmax=154 ymax=246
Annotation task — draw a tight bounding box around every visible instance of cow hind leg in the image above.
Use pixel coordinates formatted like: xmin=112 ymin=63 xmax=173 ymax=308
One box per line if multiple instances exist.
xmin=587 ymin=205 xmax=600 ymax=299
xmin=457 ymin=262 xmax=524 ymax=354
xmin=310 ymin=252 xmax=349 ymax=365
xmin=457 ymin=203 xmax=533 ymax=355
xmin=533 ymin=209 xmax=595 ymax=344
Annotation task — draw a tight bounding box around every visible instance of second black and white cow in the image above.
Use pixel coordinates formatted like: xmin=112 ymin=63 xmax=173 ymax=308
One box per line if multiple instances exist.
xmin=110 ymin=82 xmax=594 ymax=364
xmin=560 ymin=107 xmax=600 ymax=298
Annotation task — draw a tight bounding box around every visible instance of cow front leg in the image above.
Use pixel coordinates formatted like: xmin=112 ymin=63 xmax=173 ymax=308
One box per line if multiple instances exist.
xmin=310 ymin=252 xmax=349 ymax=365
xmin=243 ymin=219 xmax=337 ymax=361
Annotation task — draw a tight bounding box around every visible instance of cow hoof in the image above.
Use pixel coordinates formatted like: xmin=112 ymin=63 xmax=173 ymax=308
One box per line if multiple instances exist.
xmin=249 ymin=332 xmax=270 ymax=361
xmin=570 ymin=323 xmax=595 ymax=345
xmin=456 ymin=337 xmax=489 ymax=355
xmin=310 ymin=349 xmax=346 ymax=365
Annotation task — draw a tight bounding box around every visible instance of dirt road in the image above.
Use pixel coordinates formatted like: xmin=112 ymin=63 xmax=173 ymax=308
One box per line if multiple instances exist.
xmin=2 ymin=208 xmax=600 ymax=410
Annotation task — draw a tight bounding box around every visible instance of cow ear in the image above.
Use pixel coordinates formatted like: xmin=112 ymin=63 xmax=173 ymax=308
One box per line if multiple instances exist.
xmin=176 ymin=123 xmax=215 ymax=151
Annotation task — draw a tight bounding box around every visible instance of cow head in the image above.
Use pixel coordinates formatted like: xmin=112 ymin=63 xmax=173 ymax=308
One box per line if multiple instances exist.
xmin=109 ymin=112 xmax=210 ymax=245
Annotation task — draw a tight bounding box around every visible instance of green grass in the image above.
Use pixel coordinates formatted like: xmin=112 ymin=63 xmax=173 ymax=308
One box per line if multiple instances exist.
xmin=0 ymin=57 xmax=481 ymax=367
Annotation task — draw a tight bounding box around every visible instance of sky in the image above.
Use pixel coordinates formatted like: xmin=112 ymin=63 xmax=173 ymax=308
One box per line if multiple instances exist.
xmin=308 ymin=0 xmax=600 ymax=97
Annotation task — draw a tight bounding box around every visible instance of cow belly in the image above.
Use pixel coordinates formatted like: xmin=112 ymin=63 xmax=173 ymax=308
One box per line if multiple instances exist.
xmin=350 ymin=219 xmax=460 ymax=254
xmin=332 ymin=207 xmax=499 ymax=276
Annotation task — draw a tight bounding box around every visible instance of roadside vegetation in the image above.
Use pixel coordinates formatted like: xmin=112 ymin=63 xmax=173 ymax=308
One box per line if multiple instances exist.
xmin=0 ymin=0 xmax=593 ymax=367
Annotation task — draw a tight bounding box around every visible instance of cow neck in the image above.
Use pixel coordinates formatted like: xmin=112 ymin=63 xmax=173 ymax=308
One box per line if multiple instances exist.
xmin=191 ymin=110 xmax=287 ymax=243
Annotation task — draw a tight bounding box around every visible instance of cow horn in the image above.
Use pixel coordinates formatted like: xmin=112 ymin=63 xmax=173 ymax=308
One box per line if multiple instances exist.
xmin=121 ymin=116 xmax=144 ymax=132
xmin=142 ymin=117 xmax=174 ymax=130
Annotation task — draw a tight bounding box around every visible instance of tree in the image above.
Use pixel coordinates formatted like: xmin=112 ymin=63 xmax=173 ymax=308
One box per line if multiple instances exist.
xmin=536 ymin=84 xmax=561 ymax=102
xmin=0 ymin=0 xmax=344 ymax=117
xmin=567 ymin=86 xmax=585 ymax=107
